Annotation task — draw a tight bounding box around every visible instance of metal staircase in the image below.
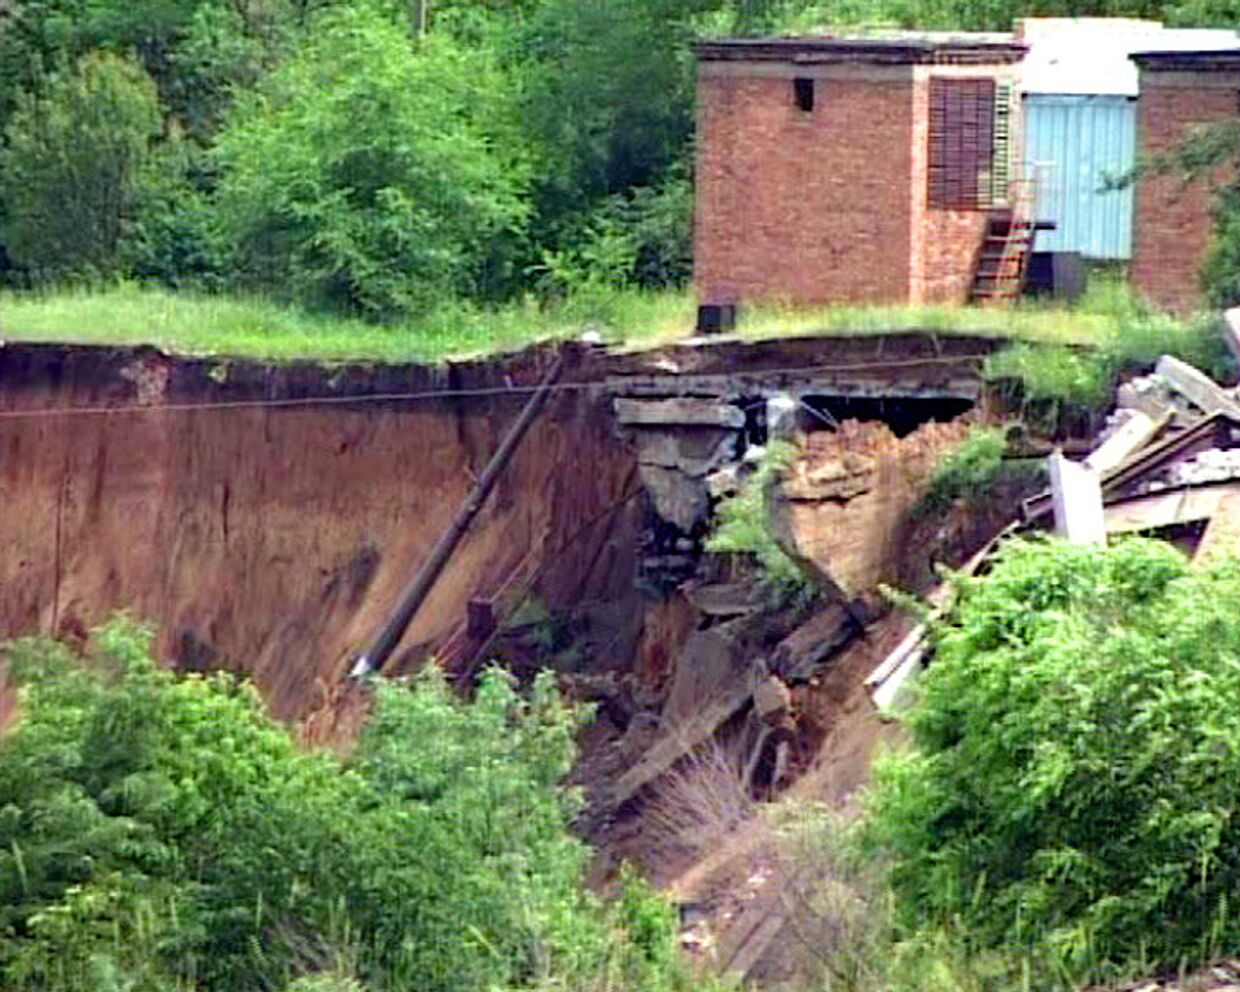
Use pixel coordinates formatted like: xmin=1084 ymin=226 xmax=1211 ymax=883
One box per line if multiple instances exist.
xmin=971 ymin=174 xmax=1038 ymax=303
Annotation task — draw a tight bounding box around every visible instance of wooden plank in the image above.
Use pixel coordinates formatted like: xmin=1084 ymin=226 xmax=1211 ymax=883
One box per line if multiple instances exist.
xmin=1049 ymin=452 xmax=1106 ymax=545
xmin=1194 ymin=490 xmax=1240 ymax=563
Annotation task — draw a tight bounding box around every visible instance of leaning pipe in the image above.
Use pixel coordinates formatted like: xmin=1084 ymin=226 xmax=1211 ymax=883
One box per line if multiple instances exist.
xmin=351 ymin=349 xmax=568 ymax=678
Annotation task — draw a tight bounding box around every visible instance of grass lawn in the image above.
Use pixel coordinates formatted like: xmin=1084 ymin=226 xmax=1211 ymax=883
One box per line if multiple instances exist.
xmin=0 ymin=279 xmax=1213 ymax=366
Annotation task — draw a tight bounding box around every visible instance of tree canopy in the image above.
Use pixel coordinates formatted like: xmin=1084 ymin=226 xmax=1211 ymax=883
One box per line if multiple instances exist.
xmin=2 ymin=0 xmax=1240 ymax=315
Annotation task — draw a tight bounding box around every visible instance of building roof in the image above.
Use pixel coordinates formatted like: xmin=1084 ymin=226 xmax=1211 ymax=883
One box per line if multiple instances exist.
xmin=1020 ymin=19 xmax=1240 ymax=95
xmin=694 ymin=33 xmax=1026 ymax=65
xmin=1130 ymin=48 xmax=1240 ymax=71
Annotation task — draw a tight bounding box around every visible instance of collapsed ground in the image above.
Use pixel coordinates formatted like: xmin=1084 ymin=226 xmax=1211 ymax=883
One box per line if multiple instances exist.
xmin=2 ymin=317 xmax=1239 ymax=988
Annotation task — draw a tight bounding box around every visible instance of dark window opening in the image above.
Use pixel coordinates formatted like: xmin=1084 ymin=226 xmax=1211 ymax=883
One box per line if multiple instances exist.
xmin=800 ymin=395 xmax=975 ymax=439
xmin=794 ymin=77 xmax=815 ymax=113
xmin=928 ymin=76 xmax=996 ymax=209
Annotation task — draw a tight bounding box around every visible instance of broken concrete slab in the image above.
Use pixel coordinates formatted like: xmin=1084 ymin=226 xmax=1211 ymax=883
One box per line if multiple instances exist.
xmin=685 ymin=581 xmax=765 ymax=618
xmin=615 ymin=397 xmax=746 ymax=429
xmin=1155 ymin=355 xmax=1240 ymax=419
xmin=753 ymin=675 xmax=792 ymax=724
xmin=1224 ymin=308 xmax=1240 ymax=372
xmin=1085 ymin=409 xmax=1168 ymax=474
xmin=1049 ymin=451 xmax=1107 ymax=546
xmin=770 ymin=602 xmax=859 ymax=682
xmin=607 ymin=622 xmax=760 ymax=809
xmin=632 ymin=428 xmax=737 ymax=477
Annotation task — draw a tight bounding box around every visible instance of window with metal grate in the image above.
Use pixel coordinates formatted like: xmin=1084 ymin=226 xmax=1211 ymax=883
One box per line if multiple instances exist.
xmin=928 ymin=77 xmax=997 ymax=209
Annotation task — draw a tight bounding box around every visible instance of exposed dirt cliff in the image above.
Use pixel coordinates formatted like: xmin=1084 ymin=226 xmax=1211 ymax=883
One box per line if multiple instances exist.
xmin=0 ymin=343 xmax=642 ymax=720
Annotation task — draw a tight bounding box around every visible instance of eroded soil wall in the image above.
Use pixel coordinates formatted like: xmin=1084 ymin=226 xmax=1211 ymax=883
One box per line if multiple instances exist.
xmin=0 ymin=344 xmax=640 ymax=719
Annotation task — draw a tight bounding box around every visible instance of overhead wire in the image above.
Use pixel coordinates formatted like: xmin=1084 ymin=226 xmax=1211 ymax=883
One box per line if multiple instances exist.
xmin=0 ymin=351 xmax=989 ymax=421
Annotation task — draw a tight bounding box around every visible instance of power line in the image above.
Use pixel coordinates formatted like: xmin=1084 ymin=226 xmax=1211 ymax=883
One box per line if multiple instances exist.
xmin=0 ymin=351 xmax=989 ymax=421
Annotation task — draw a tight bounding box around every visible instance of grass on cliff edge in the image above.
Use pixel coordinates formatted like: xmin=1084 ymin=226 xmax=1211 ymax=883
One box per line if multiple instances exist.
xmin=0 ymin=278 xmax=1211 ymax=364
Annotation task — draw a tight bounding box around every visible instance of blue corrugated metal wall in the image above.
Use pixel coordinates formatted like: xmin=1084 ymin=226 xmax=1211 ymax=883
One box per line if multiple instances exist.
xmin=1023 ymin=95 xmax=1137 ymax=260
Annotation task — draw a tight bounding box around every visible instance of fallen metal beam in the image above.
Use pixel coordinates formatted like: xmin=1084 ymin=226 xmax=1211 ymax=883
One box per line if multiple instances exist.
xmin=351 ymin=351 xmax=567 ymax=678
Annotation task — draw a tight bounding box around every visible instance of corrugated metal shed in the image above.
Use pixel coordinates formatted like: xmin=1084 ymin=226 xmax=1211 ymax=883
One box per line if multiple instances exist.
xmin=1024 ymin=94 xmax=1136 ymax=260
xmin=1018 ymin=19 xmax=1240 ymax=260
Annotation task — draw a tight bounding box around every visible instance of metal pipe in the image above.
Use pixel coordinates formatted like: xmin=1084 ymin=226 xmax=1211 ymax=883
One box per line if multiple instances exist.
xmin=351 ymin=350 xmax=568 ymax=678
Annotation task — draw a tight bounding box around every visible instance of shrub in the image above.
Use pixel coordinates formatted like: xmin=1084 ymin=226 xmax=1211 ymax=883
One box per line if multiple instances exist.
xmin=213 ymin=5 xmax=531 ymax=319
xmin=918 ymin=426 xmax=1007 ymax=516
xmin=868 ymin=538 xmax=1240 ymax=986
xmin=706 ymin=441 xmax=813 ymax=604
xmin=0 ymin=618 xmax=695 ymax=992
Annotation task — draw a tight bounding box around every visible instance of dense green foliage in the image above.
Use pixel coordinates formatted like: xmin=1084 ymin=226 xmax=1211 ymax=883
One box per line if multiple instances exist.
xmin=870 ymin=538 xmax=1240 ymax=986
xmin=0 ymin=618 xmax=696 ymax=992
xmin=2 ymin=0 xmax=1240 ymax=326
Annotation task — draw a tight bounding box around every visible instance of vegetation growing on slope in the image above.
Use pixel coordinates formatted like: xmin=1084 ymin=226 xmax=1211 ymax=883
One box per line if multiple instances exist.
xmin=706 ymin=440 xmax=814 ymax=604
xmin=869 ymin=538 xmax=1240 ymax=988
xmin=0 ymin=617 xmax=704 ymax=992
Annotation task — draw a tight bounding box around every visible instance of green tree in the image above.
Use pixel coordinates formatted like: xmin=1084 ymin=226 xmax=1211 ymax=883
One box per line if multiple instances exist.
xmin=869 ymin=538 xmax=1240 ymax=986
xmin=0 ymin=52 xmax=163 ymax=284
xmin=0 ymin=617 xmax=699 ymax=992
xmin=213 ymin=4 xmax=531 ymax=318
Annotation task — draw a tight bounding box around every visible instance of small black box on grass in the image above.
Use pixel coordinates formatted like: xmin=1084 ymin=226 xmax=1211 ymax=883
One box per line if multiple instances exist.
xmin=696 ymin=303 xmax=738 ymax=336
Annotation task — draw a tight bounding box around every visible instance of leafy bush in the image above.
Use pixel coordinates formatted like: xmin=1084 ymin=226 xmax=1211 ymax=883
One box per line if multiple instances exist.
xmin=869 ymin=538 xmax=1240 ymax=987
xmin=214 ymin=5 xmax=531 ymax=318
xmin=0 ymin=617 xmax=696 ymax=992
xmin=918 ymin=426 xmax=1008 ymax=516
xmin=706 ymin=440 xmax=812 ymax=604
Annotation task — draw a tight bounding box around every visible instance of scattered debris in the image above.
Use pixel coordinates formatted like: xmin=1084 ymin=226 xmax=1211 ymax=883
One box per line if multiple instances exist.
xmin=869 ymin=350 xmax=1240 ymax=709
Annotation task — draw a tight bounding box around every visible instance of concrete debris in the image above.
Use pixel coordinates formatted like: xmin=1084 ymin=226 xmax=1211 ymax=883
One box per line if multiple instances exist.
xmin=1049 ymin=451 xmax=1107 ymax=546
xmin=615 ymin=397 xmax=746 ymax=429
xmin=1170 ymin=447 xmax=1240 ymax=486
xmin=1224 ymin=307 xmax=1240 ymax=367
xmin=638 ymin=463 xmax=712 ymax=533
xmin=707 ymin=464 xmax=741 ymax=499
xmin=766 ymin=393 xmax=798 ymax=440
xmin=1085 ymin=409 xmax=1165 ymax=474
xmin=770 ymin=602 xmax=859 ymax=682
xmin=632 ymin=428 xmax=737 ymax=477
xmin=1111 ymin=959 xmax=1240 ymax=992
xmin=1155 ymin=355 xmax=1240 ymax=419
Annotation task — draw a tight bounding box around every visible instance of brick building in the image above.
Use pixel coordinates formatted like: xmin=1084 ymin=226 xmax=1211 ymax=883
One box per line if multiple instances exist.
xmin=1130 ymin=50 xmax=1240 ymax=313
xmin=694 ymin=24 xmax=1240 ymax=314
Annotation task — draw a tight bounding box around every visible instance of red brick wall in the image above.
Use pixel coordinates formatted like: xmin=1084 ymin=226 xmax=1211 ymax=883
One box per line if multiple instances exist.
xmin=694 ymin=64 xmax=916 ymax=306
xmin=1133 ymin=72 xmax=1237 ymax=313
xmin=909 ymin=71 xmax=996 ymax=304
